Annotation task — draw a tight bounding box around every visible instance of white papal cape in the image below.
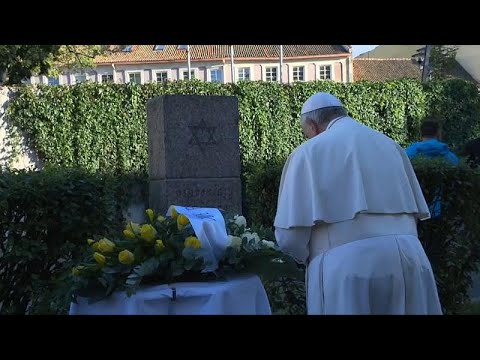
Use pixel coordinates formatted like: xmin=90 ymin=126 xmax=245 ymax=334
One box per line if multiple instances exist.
xmin=274 ymin=117 xmax=443 ymax=315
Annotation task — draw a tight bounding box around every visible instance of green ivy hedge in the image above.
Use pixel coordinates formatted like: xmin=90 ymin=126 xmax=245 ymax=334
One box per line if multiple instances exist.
xmin=0 ymin=168 xmax=146 ymax=314
xmin=7 ymin=79 xmax=480 ymax=173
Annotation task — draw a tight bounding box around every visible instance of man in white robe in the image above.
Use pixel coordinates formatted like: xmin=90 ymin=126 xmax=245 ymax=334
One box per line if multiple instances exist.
xmin=274 ymin=92 xmax=443 ymax=315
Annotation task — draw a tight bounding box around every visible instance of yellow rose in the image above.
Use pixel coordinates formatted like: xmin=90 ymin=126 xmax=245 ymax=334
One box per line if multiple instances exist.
xmin=123 ymin=229 xmax=136 ymax=239
xmin=140 ymin=224 xmax=157 ymax=243
xmin=177 ymin=214 xmax=190 ymax=230
xmin=170 ymin=207 xmax=178 ymax=219
xmin=97 ymin=238 xmax=116 ymax=254
xmin=155 ymin=239 xmax=166 ymax=251
xmin=128 ymin=222 xmax=141 ymax=235
xmin=94 ymin=252 xmax=106 ymax=266
xmin=118 ymin=250 xmax=135 ymax=265
xmin=71 ymin=266 xmax=84 ymax=276
xmin=92 ymin=242 xmax=100 ymax=251
xmin=87 ymin=239 xmax=95 ymax=245
xmin=228 ymin=235 xmax=242 ymax=250
xmin=146 ymin=208 xmax=155 ymax=222
xmin=157 ymin=215 xmax=166 ymax=223
xmin=184 ymin=236 xmax=201 ymax=249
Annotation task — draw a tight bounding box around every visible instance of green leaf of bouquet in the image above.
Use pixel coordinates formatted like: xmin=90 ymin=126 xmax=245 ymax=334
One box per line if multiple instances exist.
xmin=182 ymin=247 xmax=196 ymax=260
xmin=241 ymin=251 xmax=303 ymax=282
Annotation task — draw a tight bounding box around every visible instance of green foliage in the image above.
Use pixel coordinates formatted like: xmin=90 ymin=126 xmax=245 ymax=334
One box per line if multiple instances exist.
xmin=8 ymin=79 xmax=475 ymax=176
xmin=0 ymin=45 xmax=59 ymax=85
xmin=412 ymin=157 xmax=480 ymax=314
xmin=424 ymin=79 xmax=480 ymax=151
xmin=244 ymin=157 xmax=480 ymax=314
xmin=0 ymin=45 xmax=117 ymax=85
xmin=459 ymin=301 xmax=480 ymax=315
xmin=0 ymin=167 xmax=144 ymax=314
xmin=243 ymin=160 xmax=284 ymax=227
xmin=429 ymin=45 xmax=459 ymax=80
xmin=264 ymin=278 xmax=306 ymax=315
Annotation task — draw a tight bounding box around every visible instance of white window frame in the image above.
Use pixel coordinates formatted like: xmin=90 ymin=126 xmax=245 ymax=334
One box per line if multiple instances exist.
xmin=291 ymin=65 xmax=306 ymax=82
xmin=179 ymin=68 xmax=198 ymax=80
xmin=236 ymin=66 xmax=252 ymax=81
xmin=208 ymin=67 xmax=224 ymax=83
xmin=47 ymin=76 xmax=60 ymax=86
xmin=71 ymin=72 xmax=88 ymax=84
xmin=125 ymin=70 xmax=144 ymax=84
xmin=154 ymin=45 xmax=165 ymax=51
xmin=177 ymin=45 xmax=188 ymax=50
xmin=264 ymin=66 xmax=279 ymax=82
xmin=99 ymin=73 xmax=114 ymax=84
xmin=152 ymin=70 xmax=171 ymax=83
xmin=318 ymin=64 xmax=334 ymax=81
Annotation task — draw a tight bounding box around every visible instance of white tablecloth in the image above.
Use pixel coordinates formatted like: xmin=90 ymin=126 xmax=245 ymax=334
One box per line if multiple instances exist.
xmin=69 ymin=274 xmax=271 ymax=315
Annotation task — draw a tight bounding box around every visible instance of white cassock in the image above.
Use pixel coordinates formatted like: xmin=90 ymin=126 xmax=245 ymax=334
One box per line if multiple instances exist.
xmin=274 ymin=116 xmax=443 ymax=315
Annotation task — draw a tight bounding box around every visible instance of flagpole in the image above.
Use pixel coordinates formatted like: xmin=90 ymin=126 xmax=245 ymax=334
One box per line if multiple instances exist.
xmin=230 ymin=45 xmax=235 ymax=84
xmin=279 ymin=45 xmax=284 ymax=83
xmin=421 ymin=45 xmax=432 ymax=83
xmin=187 ymin=45 xmax=191 ymax=80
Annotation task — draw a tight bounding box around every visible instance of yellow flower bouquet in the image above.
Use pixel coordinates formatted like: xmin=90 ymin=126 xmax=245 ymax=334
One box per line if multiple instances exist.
xmin=70 ymin=207 xmax=300 ymax=303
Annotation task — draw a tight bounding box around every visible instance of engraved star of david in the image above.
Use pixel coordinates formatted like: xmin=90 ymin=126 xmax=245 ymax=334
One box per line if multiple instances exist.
xmin=188 ymin=119 xmax=217 ymax=153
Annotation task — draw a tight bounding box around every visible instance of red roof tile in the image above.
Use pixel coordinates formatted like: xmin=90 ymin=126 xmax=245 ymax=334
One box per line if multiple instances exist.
xmin=353 ymin=58 xmax=422 ymax=81
xmin=95 ymin=45 xmax=350 ymax=64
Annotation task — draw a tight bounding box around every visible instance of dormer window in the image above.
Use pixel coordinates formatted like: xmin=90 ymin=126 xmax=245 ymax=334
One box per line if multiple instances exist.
xmin=177 ymin=45 xmax=187 ymax=50
xmin=123 ymin=45 xmax=133 ymax=52
xmin=154 ymin=45 xmax=165 ymax=51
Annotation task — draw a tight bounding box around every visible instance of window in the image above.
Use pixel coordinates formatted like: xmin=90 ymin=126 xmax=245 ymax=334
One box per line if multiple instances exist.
xmin=155 ymin=71 xmax=168 ymax=82
xmin=101 ymin=74 xmax=114 ymax=83
xmin=154 ymin=45 xmax=165 ymax=51
xmin=319 ymin=65 xmax=332 ymax=80
xmin=178 ymin=45 xmax=188 ymax=50
xmin=74 ymin=74 xmax=87 ymax=84
xmin=210 ymin=68 xmax=223 ymax=83
xmin=265 ymin=67 xmax=278 ymax=82
xmin=128 ymin=72 xmax=142 ymax=84
xmin=182 ymin=70 xmax=195 ymax=80
xmin=237 ymin=67 xmax=250 ymax=81
xmin=123 ymin=45 xmax=133 ymax=52
xmin=48 ymin=76 xmax=59 ymax=86
xmin=292 ymin=66 xmax=305 ymax=82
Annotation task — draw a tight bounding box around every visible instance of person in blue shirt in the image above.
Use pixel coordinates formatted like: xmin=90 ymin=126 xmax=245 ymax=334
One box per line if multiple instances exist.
xmin=405 ymin=120 xmax=459 ymax=165
xmin=405 ymin=120 xmax=459 ymax=218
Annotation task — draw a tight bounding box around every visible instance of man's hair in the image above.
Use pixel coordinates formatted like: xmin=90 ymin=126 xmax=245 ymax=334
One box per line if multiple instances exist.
xmin=301 ymin=106 xmax=348 ymax=126
xmin=421 ymin=120 xmax=440 ymax=138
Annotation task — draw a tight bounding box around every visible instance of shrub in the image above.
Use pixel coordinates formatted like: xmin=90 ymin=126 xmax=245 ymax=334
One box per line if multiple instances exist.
xmin=0 ymin=167 xmax=145 ymax=314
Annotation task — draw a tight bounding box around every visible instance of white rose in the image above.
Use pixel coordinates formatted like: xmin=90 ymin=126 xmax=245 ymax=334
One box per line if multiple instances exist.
xmin=242 ymin=232 xmax=260 ymax=244
xmin=262 ymin=240 xmax=275 ymax=248
xmin=228 ymin=235 xmax=242 ymax=250
xmin=234 ymin=215 xmax=247 ymax=229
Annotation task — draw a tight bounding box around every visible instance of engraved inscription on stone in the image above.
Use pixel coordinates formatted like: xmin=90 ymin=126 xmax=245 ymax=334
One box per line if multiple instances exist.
xmin=173 ymin=185 xmax=233 ymax=211
xmin=188 ymin=118 xmax=217 ymax=153
xmin=175 ymin=187 xmax=233 ymax=202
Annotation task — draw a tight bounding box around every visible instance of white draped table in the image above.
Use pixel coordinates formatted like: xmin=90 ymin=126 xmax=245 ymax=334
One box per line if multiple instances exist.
xmin=69 ymin=274 xmax=272 ymax=315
